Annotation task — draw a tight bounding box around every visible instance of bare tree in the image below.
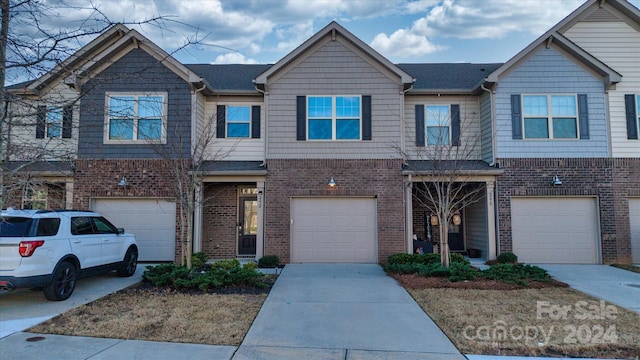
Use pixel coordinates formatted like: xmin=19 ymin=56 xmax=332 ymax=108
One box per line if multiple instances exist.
xmin=403 ymin=102 xmax=488 ymax=267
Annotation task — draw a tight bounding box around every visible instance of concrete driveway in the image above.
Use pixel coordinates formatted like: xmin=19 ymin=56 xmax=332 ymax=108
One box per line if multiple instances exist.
xmin=234 ymin=263 xmax=464 ymax=360
xmin=0 ymin=266 xmax=146 ymax=338
xmin=538 ymin=264 xmax=640 ymax=313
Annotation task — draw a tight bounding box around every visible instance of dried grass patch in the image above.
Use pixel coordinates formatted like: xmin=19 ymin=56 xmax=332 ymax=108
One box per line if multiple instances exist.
xmin=408 ymin=287 xmax=640 ymax=359
xmin=28 ymin=286 xmax=267 ymax=346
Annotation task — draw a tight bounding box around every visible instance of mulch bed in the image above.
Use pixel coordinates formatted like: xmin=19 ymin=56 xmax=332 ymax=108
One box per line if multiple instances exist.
xmin=390 ymin=273 xmax=569 ymax=290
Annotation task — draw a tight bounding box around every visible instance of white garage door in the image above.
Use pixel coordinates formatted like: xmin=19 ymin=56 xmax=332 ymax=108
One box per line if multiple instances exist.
xmin=291 ymin=197 xmax=377 ymax=263
xmin=93 ymin=198 xmax=176 ymax=261
xmin=630 ymin=199 xmax=640 ymax=264
xmin=511 ymin=197 xmax=599 ymax=264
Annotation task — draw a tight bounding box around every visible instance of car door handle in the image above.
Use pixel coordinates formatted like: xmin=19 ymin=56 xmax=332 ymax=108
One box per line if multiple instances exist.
xmin=72 ymin=240 xmax=81 ymax=244
xmin=103 ymin=238 xmax=110 ymax=242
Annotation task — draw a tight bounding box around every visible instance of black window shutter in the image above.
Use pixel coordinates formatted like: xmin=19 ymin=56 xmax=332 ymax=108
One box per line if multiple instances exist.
xmin=362 ymin=95 xmax=372 ymax=140
xmin=296 ymin=96 xmax=306 ymax=141
xmin=415 ymin=105 xmax=425 ymax=147
xmin=36 ymin=105 xmax=46 ymax=139
xmin=251 ymin=105 xmax=260 ymax=139
xmin=577 ymin=94 xmax=589 ymax=139
xmin=511 ymin=94 xmax=523 ymax=140
xmin=625 ymin=94 xmax=638 ymax=140
xmin=62 ymin=105 xmax=73 ymax=138
xmin=216 ymin=105 xmax=226 ymax=138
xmin=451 ymin=104 xmax=461 ymax=146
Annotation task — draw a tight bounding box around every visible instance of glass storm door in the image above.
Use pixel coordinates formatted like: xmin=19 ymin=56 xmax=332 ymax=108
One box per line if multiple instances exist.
xmin=238 ymin=197 xmax=258 ymax=255
xmin=448 ymin=217 xmax=464 ymax=251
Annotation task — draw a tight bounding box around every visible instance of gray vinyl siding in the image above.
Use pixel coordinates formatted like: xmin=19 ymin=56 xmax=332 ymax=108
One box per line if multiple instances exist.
xmin=78 ymin=49 xmax=192 ymax=158
xmin=465 ymin=188 xmax=488 ymax=256
xmin=479 ymin=92 xmax=493 ymax=163
xmin=495 ymin=47 xmax=609 ymax=158
xmin=266 ymin=37 xmax=402 ymax=159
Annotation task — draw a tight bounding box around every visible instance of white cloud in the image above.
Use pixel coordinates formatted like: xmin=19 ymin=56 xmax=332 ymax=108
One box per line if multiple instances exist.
xmin=213 ymin=52 xmax=259 ymax=64
xmin=414 ymin=0 xmax=584 ymax=39
xmin=371 ymin=29 xmax=444 ymax=58
xmin=275 ymin=21 xmax=315 ymax=52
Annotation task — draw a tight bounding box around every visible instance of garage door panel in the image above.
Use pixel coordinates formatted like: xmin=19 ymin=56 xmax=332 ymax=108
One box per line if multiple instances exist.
xmin=291 ymin=198 xmax=377 ymax=263
xmin=512 ymin=198 xmax=598 ymax=264
xmin=630 ymin=199 xmax=640 ymax=264
xmin=93 ymin=199 xmax=176 ymax=262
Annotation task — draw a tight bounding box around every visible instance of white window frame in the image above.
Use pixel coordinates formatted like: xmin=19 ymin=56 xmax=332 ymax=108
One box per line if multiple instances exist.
xmin=425 ymin=105 xmax=452 ymax=146
xmin=45 ymin=106 xmax=63 ymax=139
xmin=522 ymin=94 xmax=580 ymax=140
xmin=104 ymin=92 xmax=168 ymax=144
xmin=220 ymin=103 xmax=251 ymax=140
xmin=306 ymin=95 xmax=362 ymax=141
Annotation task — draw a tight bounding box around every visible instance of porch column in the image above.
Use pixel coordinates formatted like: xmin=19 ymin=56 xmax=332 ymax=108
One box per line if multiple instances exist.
xmin=256 ymin=181 xmax=265 ymax=260
xmin=65 ymin=179 xmax=73 ymax=209
xmin=486 ymin=180 xmax=497 ymax=260
xmin=193 ymin=182 xmax=203 ymax=253
xmin=405 ymin=177 xmax=413 ymax=254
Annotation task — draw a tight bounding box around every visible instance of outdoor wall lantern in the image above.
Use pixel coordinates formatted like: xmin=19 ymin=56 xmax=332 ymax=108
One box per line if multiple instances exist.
xmin=452 ymin=212 xmax=462 ymax=226
xmin=551 ymin=175 xmax=563 ymax=186
xmin=430 ymin=214 xmax=439 ymax=226
xmin=328 ymin=176 xmax=336 ymax=187
xmin=118 ymin=176 xmax=129 ymax=187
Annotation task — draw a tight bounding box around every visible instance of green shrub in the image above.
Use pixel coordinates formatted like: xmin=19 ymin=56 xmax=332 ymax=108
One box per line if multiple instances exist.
xmin=387 ymin=253 xmax=441 ymax=265
xmin=416 ymin=263 xmax=450 ymax=277
xmin=243 ymin=262 xmax=258 ymax=270
xmin=480 ymin=263 xmax=550 ymax=286
xmin=497 ymin=252 xmax=518 ymax=264
xmin=258 ymin=255 xmax=280 ymax=268
xmin=450 ymin=253 xmax=470 ymax=265
xmin=191 ymin=252 xmax=208 ymax=269
xmin=448 ymin=262 xmax=478 ymax=282
xmin=142 ymin=260 xmax=265 ymax=290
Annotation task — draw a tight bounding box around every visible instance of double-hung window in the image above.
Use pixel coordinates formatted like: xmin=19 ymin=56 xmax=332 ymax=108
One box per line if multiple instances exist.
xmin=426 ymin=105 xmax=450 ymax=145
xmin=522 ymin=95 xmax=578 ymax=139
xmin=226 ymin=106 xmax=251 ymax=138
xmin=36 ymin=105 xmax=72 ymax=139
xmin=307 ymin=96 xmax=361 ymax=140
xmin=106 ymin=93 xmax=166 ymax=143
xmin=46 ymin=107 xmax=62 ymax=138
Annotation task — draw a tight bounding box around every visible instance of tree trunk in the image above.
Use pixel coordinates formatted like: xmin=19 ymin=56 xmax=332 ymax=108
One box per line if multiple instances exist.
xmin=439 ymin=211 xmax=450 ymax=268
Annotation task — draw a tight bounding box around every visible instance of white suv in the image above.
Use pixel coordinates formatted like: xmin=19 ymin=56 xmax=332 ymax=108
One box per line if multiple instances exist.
xmin=0 ymin=209 xmax=138 ymax=301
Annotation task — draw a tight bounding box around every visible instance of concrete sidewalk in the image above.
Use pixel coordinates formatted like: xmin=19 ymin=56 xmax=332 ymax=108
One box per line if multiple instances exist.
xmin=234 ymin=263 xmax=464 ymax=359
xmin=538 ymin=264 xmax=640 ymax=313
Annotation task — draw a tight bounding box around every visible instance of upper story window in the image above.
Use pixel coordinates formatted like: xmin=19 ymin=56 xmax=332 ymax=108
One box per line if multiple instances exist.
xmin=105 ymin=93 xmax=166 ymax=143
xmin=426 ymin=105 xmax=451 ymax=145
xmin=522 ymin=95 xmax=578 ymax=139
xmin=307 ymin=96 xmax=361 ymax=140
xmin=36 ymin=105 xmax=72 ymax=139
xmin=227 ymin=106 xmax=251 ymax=138
xmin=216 ymin=104 xmax=261 ymax=139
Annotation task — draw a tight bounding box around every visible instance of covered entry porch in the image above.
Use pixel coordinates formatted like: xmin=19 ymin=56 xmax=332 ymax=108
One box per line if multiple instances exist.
xmin=192 ymin=161 xmax=266 ymax=261
xmin=403 ymin=161 xmax=502 ymax=261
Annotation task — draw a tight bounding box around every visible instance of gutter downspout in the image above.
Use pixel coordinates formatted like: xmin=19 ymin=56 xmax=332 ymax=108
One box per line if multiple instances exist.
xmin=400 ymin=82 xmax=415 ymax=155
xmin=254 ymin=82 xmax=268 ymax=167
xmin=254 ymin=82 xmax=268 ymax=259
xmin=480 ymin=80 xmax=500 ymax=259
xmin=191 ymin=81 xmax=207 ymax=254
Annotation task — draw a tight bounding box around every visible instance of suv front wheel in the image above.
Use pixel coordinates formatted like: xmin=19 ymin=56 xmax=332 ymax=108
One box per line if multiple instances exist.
xmin=43 ymin=261 xmax=77 ymax=301
xmin=117 ymin=247 xmax=138 ymax=277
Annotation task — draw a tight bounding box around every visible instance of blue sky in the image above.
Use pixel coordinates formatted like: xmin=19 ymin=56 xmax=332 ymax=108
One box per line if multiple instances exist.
xmin=17 ymin=0 xmax=640 ymax=68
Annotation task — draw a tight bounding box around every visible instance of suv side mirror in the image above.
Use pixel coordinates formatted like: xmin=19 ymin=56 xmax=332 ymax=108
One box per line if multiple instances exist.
xmin=117 ymin=228 xmax=125 ymax=235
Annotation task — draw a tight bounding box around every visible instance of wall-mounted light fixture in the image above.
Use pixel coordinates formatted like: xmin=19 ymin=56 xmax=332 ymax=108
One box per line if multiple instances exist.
xmin=430 ymin=214 xmax=439 ymax=226
xmin=452 ymin=211 xmax=462 ymax=226
xmin=118 ymin=176 xmax=129 ymax=187
xmin=551 ymin=175 xmax=562 ymax=186
xmin=328 ymin=176 xmax=336 ymax=187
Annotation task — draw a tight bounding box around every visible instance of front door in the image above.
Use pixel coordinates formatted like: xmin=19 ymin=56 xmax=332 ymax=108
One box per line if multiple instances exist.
xmin=238 ymin=197 xmax=257 ymax=255
xmin=448 ymin=215 xmax=464 ymax=251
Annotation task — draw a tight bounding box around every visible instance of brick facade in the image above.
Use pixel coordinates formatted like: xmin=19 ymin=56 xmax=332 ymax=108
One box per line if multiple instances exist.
xmin=496 ymin=158 xmax=638 ymax=264
xmin=201 ymin=183 xmax=238 ymax=259
xmin=264 ymin=159 xmax=405 ymax=263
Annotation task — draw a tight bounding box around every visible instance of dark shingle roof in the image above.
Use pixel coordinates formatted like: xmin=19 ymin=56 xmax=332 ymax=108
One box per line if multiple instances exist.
xmin=3 ymin=161 xmax=74 ymax=173
xmin=398 ymin=63 xmax=503 ymax=91
xmin=5 ymin=80 xmax=35 ymax=91
xmin=185 ymin=64 xmax=272 ymax=92
xmin=198 ymin=161 xmax=266 ymax=173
